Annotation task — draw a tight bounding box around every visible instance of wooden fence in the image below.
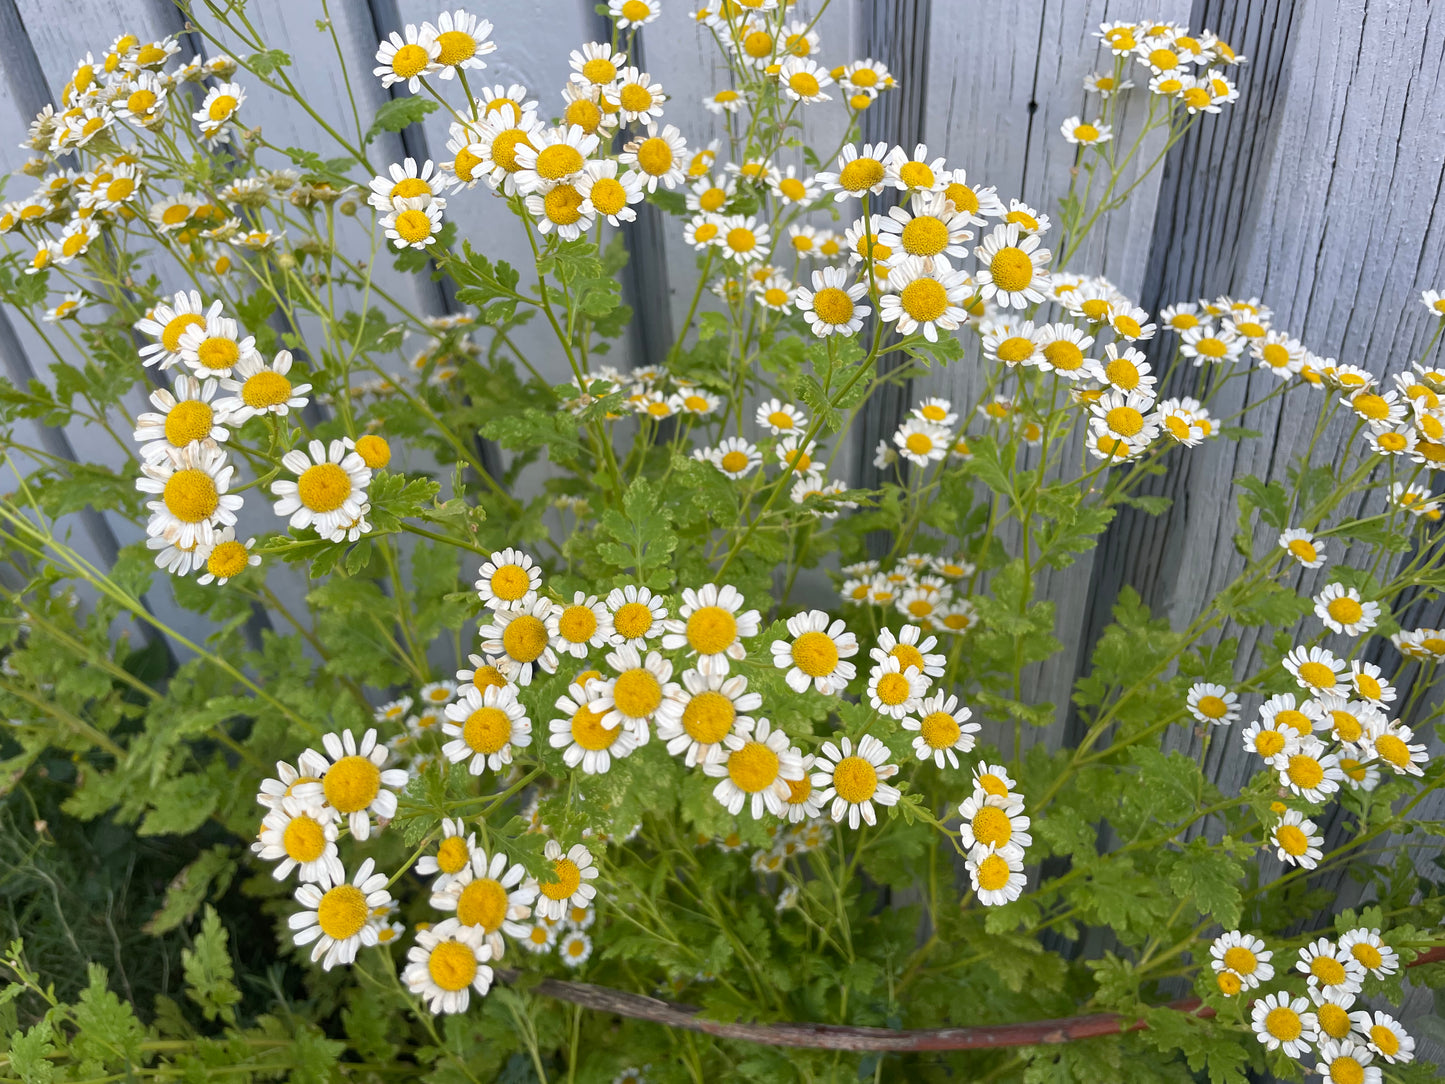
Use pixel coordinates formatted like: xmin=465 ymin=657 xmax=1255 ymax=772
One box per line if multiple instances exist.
xmin=2 ymin=0 xmax=1444 ymax=1068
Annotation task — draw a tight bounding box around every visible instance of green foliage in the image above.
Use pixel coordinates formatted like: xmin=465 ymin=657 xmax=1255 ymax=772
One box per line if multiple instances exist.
xmin=365 ymin=96 xmax=439 ymax=143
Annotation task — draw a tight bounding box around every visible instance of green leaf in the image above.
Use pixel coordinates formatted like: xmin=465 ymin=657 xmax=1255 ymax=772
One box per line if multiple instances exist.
xmin=1166 ymin=837 xmax=1244 ymax=927
xmin=183 ymin=906 xmax=242 ymax=1024
xmin=6 ymin=1018 xmax=57 ymax=1084
xmin=365 ymin=96 xmax=438 ymax=143
xmin=596 ymin=476 xmax=679 ymax=586
xmin=72 ymin=964 xmax=146 ymax=1067
xmin=248 ymin=48 xmax=292 ymax=75
xmin=144 ymin=845 xmax=237 ymax=936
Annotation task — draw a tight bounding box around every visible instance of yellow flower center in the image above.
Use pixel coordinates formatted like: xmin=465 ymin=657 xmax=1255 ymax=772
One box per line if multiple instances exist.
xmin=943 ymin=183 xmax=978 ymax=216
xmin=581 ymin=57 xmax=617 ymax=84
xmin=686 ymin=606 xmax=738 ymax=655
xmin=838 ymin=157 xmax=884 ymax=192
xmin=424 ymin=942 xmax=476 ymax=994
xmin=456 ymin=877 xmax=509 ymax=931
xmin=207 ymin=94 xmax=238 ymax=121
xmin=682 ymin=690 xmax=736 ymax=744
xmin=569 ymin=703 xmax=617 ymax=751
xmin=788 ymin=71 xmax=820 ymax=97
xmin=634 ymin=137 xmax=674 ymax=177
xmin=713 ymin=449 xmax=748 ymax=474
xmin=435 ymin=30 xmax=476 ymax=66
xmin=501 ymin=614 xmax=549 ymax=663
xmin=324 ymin=755 xmax=380 ymax=813
xmin=692 ymin=222 xmax=719 ymax=244
xmin=900 ymin=277 xmax=949 ymax=322
xmin=831 ymin=755 xmax=878 ymax=803
xmin=564 ymin=97 xmax=602 ymax=134
xmin=612 ymin=667 xmax=662 ymax=718
xmin=989 ymin=247 xmax=1033 ymax=292
xmin=1183 ymin=87 xmax=1212 ymax=109
xmin=1374 ymin=732 xmax=1411 ymax=768
xmin=1218 ymin=945 xmax=1255 ymax=974
xmin=1196 ymin=694 xmax=1229 ymax=719
xmin=297 ymin=462 xmax=352 ymax=513
xmin=1297 ymin=661 xmax=1337 ymax=690
xmin=390 ymin=177 xmax=432 ymax=200
xmin=790 ymin=631 xmax=839 ymax=677
xmin=621 ymin=0 xmax=651 ymax=18
xmin=282 ymin=813 xmax=327 ymax=862
xmin=162 ymin=469 xmax=219 ymax=522
xmin=1264 ymin=1006 xmax=1301 ymax=1041
xmin=1004 ymin=208 xmax=1039 ymax=231
xmin=971 ymin=805 xmax=1013 ymax=848
xmin=1294 ymin=757 xmax=1323 ymax=792
xmin=1254 ymin=729 xmax=1286 ymax=758
xmin=1325 ymin=710 xmax=1361 ymax=743
xmin=354 ymin=435 xmax=391 ymax=469
xmin=727 ymin=740 xmax=780 ymax=792
xmin=793 ymin=285 xmax=844 ymax=324
xmin=917 ymin=710 xmax=959 ymax=748
xmin=1287 ymin=538 xmax=1318 ymax=563
xmin=316 ymin=883 xmax=369 ymax=940
xmin=557 ymin=605 xmax=598 ymax=644
xmin=1311 ymin=955 xmax=1347 ymax=986
xmin=726 ymin=226 xmax=757 ymax=253
xmin=1327 ymin=596 xmax=1363 ymax=625
xmin=618 ymin=83 xmax=654 ymax=113
xmin=164 ymin=400 xmax=214 ymax=447
xmin=742 ymin=29 xmax=774 ymax=57
xmin=611 ymin=602 xmax=654 ymax=640
xmin=206 ymin=540 xmax=250 ymax=580
xmin=160 ymin=204 xmax=191 ymax=226
xmin=1164 ymin=415 xmax=1193 ymax=440
xmin=463 ymin=706 xmax=512 ymax=754
xmin=394 ymin=208 xmax=435 ymax=243
xmin=1275 ymin=824 xmax=1307 ymax=855
xmin=874 ymin=671 xmax=913 ymax=705
xmin=543 ymin=184 xmax=584 ymax=225
xmin=540 ymin=857 xmax=582 ymax=901
xmin=435 ymin=835 xmax=470 ymax=874
xmin=536 ymin=143 xmax=585 ymax=181
xmin=1104 ymin=405 xmax=1145 ymax=438
xmin=242 ymin=370 xmax=293 ymax=409
xmin=390 ymin=44 xmax=432 ymax=79
xmin=1351 ymin=941 xmax=1383 ymax=969
xmin=196 ymin=337 xmax=240 ymax=372
xmin=1272 ymin=710 xmax=1307 ymax=736
xmin=1037 ymin=340 xmax=1081 ymax=372
xmin=1317 ymin=1002 xmax=1352 ymax=1039
xmin=1148 ymin=48 xmax=1178 ymax=70
xmin=976 ymin=853 xmax=1012 ymax=891
xmin=1103 ymin=356 xmax=1140 ymax=390
xmin=1216 ymin=970 xmax=1242 ymax=996
xmin=1073 ymin=122 xmax=1100 ymax=141
xmin=578 ymin=178 xmax=626 ymax=220
xmin=1370 ymin=1024 xmax=1399 ymax=1056
xmin=777 ymin=177 xmax=807 ymax=202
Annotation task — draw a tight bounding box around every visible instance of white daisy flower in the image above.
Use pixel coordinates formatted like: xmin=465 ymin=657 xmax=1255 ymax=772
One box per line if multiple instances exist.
xmin=381 ymin=196 xmax=444 ymax=250
xmin=812 ymin=735 xmax=900 ymax=829
xmin=367 ymin=157 xmax=451 ymax=212
xmin=619 ymin=122 xmax=687 ymax=191
xmin=604 ymin=584 xmax=667 ymax=647
xmin=973 ymin=223 xmax=1051 ymax=309
xmin=588 ymin=645 xmax=676 ymax=736
xmin=612 ymin=66 xmax=667 ymax=123
xmin=518 ymin=921 xmax=556 ymax=954
xmin=137 ymin=442 xmax=243 ymax=551
xmin=1314 ymin=582 xmax=1380 ymax=636
xmin=429 ymin=848 xmax=537 ymax=959
xmin=175 ymin=310 xmax=260 ymax=380
xmin=1278 ymin=527 xmax=1326 ymax=568
xmin=577 ymin=159 xmax=644 ymax=225
xmin=1208 ymin=930 xmax=1274 ymax=990
xmin=569 ymin=41 xmax=626 ymax=88
xmin=656 ymin=670 xmax=761 ymax=767
xmin=902 ymin=691 xmax=978 ymax=769
xmin=271 ymin=438 xmax=373 ymax=543
xmin=475 ymin=547 xmax=541 ymax=608
xmin=424 ymin=10 xmax=495 ymax=78
xmin=703 ymin=718 xmax=805 ymax=819
xmin=477 ymin=597 xmax=560 ymax=686
xmin=415 ymin=817 xmax=477 ymax=886
xmin=252 ymin=795 xmax=343 ymax=885
xmin=816 ymin=142 xmax=892 ymax=201
xmin=441 ymin=683 xmax=531 ymax=774
xmin=1271 ymin=809 xmax=1323 ymax=869
xmin=215 ymin=349 xmax=312 ymax=422
xmin=883 ymin=143 xmax=947 ymax=193
xmin=796 ymin=265 xmax=871 ymax=337
xmin=295 ymin=728 xmax=408 ymax=841
xmin=1298 ymin=937 xmax=1366 ymax=998
xmin=196 ymin=528 xmax=260 ymax=585
xmin=771 ymin=610 xmax=857 ymax=695
xmin=1339 ymin=928 xmax=1399 ymax=978
xmin=1186 ymin=682 xmax=1239 ymax=725
xmin=289 ymin=857 xmax=393 ymax=970
xmin=132 ymin=375 xmax=229 ymax=464
xmin=778 ymin=56 xmax=833 ymax=102
xmin=967 ymin=843 xmax=1027 ymax=906
xmin=402 ymin=919 xmax=493 ymax=1015
xmin=550 ymin=681 xmax=639 ymax=775
xmin=1060 ymin=115 xmax=1112 ymax=144
xmin=879 ymin=256 xmax=970 ymax=341
xmin=893 ymin=418 xmax=952 ymax=466
xmin=1349 ymin=1010 xmax=1413 ymax=1064
xmin=865 ymin=656 xmax=928 ymax=719
xmin=1363 ymin=717 xmax=1429 ymax=777
xmin=1249 ymin=992 xmax=1318 ymax=1058
xmin=530 ymin=841 xmax=598 ymax=921
xmin=660 ymin=584 xmax=760 ymax=675
xmin=547 ymin=592 xmax=614 ymax=658
xmin=1283 ymin=644 xmax=1346 ymax=695
xmin=374 ymin=25 xmax=440 ymax=93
